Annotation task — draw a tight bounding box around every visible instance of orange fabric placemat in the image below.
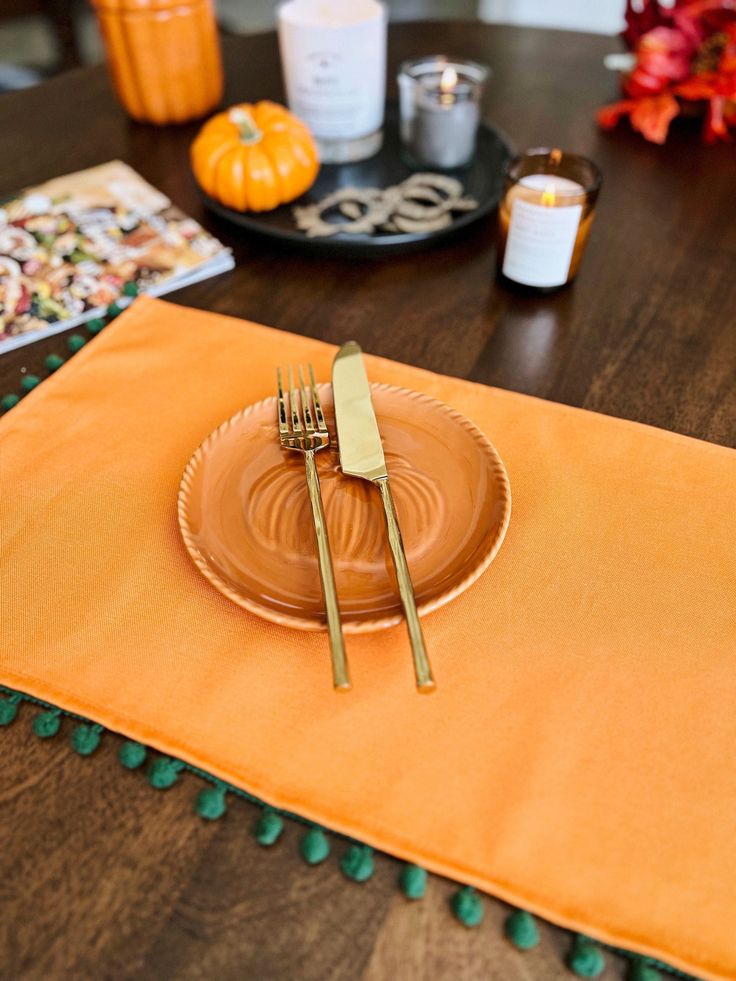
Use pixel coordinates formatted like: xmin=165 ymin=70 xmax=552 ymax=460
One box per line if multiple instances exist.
xmin=2 ymin=296 xmax=735 ymax=981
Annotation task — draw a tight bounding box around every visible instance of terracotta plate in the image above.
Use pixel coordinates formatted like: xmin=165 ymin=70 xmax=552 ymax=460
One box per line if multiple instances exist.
xmin=178 ymin=384 xmax=511 ymax=633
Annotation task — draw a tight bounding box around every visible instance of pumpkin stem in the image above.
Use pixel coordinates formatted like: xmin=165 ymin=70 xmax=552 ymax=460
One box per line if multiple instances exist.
xmin=229 ymin=107 xmax=263 ymax=145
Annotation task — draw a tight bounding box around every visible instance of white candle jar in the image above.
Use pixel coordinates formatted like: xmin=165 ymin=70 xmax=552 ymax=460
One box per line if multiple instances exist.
xmin=278 ymin=0 xmax=387 ymax=163
xmin=398 ymin=57 xmax=489 ymax=170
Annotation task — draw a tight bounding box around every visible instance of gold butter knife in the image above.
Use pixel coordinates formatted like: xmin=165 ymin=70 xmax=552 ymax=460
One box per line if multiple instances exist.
xmin=332 ymin=342 xmax=435 ymax=692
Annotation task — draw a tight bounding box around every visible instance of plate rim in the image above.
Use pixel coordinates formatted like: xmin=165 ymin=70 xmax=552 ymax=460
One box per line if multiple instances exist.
xmin=178 ymin=382 xmax=511 ymax=633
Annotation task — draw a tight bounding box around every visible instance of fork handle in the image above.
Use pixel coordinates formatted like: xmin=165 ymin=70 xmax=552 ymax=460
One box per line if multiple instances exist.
xmin=375 ymin=477 xmax=435 ymax=692
xmin=304 ymin=450 xmax=351 ymax=691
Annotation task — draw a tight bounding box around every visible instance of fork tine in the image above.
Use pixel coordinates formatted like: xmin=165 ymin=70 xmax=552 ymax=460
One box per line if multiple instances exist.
xmin=277 ymin=367 xmax=290 ymax=436
xmin=298 ymin=365 xmax=315 ymax=433
xmin=309 ymin=364 xmax=328 ymax=434
xmin=288 ymin=365 xmax=303 ymax=434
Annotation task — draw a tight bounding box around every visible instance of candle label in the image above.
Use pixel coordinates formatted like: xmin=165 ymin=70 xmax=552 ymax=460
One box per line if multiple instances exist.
xmin=278 ymin=14 xmax=386 ymax=140
xmin=503 ymin=198 xmax=582 ymax=288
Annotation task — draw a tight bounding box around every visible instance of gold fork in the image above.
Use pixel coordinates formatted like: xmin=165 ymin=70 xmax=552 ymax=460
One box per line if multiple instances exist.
xmin=277 ymin=365 xmax=351 ymax=691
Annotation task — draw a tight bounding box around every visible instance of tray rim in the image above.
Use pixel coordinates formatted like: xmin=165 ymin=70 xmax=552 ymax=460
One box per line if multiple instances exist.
xmin=197 ymin=110 xmax=515 ymax=256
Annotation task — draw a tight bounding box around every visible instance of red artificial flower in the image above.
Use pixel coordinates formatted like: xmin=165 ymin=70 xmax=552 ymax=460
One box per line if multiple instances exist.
xmin=624 ymin=26 xmax=695 ymax=96
xmin=623 ymin=0 xmax=669 ymax=49
xmin=673 ymin=22 xmax=736 ymax=140
xmin=600 ymin=1 xmax=736 ymax=143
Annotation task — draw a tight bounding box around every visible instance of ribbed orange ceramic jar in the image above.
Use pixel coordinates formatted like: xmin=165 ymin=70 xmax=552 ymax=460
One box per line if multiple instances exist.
xmin=92 ymin=0 xmax=223 ymax=125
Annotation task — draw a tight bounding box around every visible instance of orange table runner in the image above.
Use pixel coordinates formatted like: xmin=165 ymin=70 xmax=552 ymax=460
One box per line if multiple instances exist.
xmin=2 ymin=297 xmax=735 ymax=981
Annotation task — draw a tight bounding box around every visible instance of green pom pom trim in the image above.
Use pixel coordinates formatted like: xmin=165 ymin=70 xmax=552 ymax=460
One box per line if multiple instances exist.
xmin=254 ymin=808 xmax=284 ymax=846
xmin=70 ymin=723 xmax=103 ymax=756
xmin=504 ymin=909 xmax=540 ymax=950
xmin=568 ymin=937 xmax=605 ymax=978
xmin=148 ymin=756 xmax=184 ymax=788
xmin=107 ymin=301 xmax=123 ymax=318
xmin=118 ymin=740 xmax=147 ymax=769
xmin=20 ymin=374 xmax=40 ymax=392
xmin=399 ymin=863 xmax=427 ymax=899
xmin=44 ymin=353 xmax=65 ymax=372
xmin=0 ymin=693 xmax=21 ymax=726
xmin=0 ymin=684 xmax=707 ymax=981
xmin=450 ymin=886 xmax=484 ymax=927
xmin=122 ymin=282 xmax=139 ymax=297
xmin=67 ymin=334 xmax=86 ymax=353
xmin=196 ymin=783 xmax=227 ymax=820
xmin=340 ymin=844 xmax=374 ymax=883
xmin=32 ymin=709 xmax=61 ymax=738
xmin=628 ymin=960 xmax=661 ymax=981
xmin=86 ymin=318 xmax=105 ymax=334
xmin=300 ymin=826 xmax=330 ymax=865
xmin=1 ymin=393 xmax=21 ymax=411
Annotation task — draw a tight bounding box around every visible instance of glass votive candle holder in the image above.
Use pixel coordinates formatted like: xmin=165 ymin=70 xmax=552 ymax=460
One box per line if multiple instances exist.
xmin=497 ymin=148 xmax=602 ymax=292
xmin=398 ymin=57 xmax=489 ymax=170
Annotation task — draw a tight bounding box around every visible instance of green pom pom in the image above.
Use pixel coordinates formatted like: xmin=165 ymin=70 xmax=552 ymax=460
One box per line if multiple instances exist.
xmin=44 ymin=354 xmax=65 ymax=372
xmin=450 ymin=886 xmax=484 ymax=927
xmin=504 ymin=909 xmax=540 ymax=949
xmin=32 ymin=709 xmax=61 ymax=738
xmin=67 ymin=334 xmax=86 ymax=353
xmin=1 ymin=393 xmax=21 ymax=411
xmin=0 ymin=694 xmax=21 ymax=726
xmin=122 ymin=282 xmax=139 ymax=297
xmin=70 ymin=723 xmax=102 ymax=756
xmin=118 ymin=740 xmax=147 ymax=769
xmin=628 ymin=960 xmax=661 ymax=981
xmin=300 ymin=826 xmax=330 ymax=865
xmin=86 ymin=318 xmax=105 ymax=334
xmin=20 ymin=374 xmax=40 ymax=392
xmin=340 ymin=844 xmax=374 ymax=883
xmin=148 ymin=756 xmax=183 ymax=788
xmin=107 ymin=301 xmax=123 ymax=318
xmin=254 ymin=809 xmax=284 ymax=846
xmin=399 ymin=863 xmax=427 ymax=899
xmin=196 ymin=783 xmax=227 ymax=820
xmin=568 ymin=937 xmax=605 ymax=978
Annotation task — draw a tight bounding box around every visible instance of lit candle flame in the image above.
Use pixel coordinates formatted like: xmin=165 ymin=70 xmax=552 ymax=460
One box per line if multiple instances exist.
xmin=540 ymin=184 xmax=557 ymax=206
xmin=440 ymin=66 xmax=458 ymax=92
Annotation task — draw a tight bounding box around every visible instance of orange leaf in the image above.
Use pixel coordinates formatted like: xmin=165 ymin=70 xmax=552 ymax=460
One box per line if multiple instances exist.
xmin=704 ymin=95 xmax=731 ymax=143
xmin=674 ymin=76 xmax=717 ymax=100
xmin=629 ymin=92 xmax=681 ymax=144
xmin=596 ymin=100 xmax=638 ymax=130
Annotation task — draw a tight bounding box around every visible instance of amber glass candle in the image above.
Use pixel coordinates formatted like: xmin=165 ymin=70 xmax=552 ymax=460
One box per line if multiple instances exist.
xmin=497 ymin=149 xmax=601 ymax=292
xmin=92 ymin=0 xmax=223 ymax=125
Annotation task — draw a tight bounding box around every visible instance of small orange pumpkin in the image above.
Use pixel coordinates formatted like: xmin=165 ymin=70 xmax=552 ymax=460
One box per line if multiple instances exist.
xmin=191 ymin=101 xmax=319 ymax=212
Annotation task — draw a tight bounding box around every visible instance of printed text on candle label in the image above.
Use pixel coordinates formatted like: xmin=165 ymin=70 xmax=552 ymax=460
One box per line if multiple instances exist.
xmin=503 ymin=199 xmax=583 ymax=288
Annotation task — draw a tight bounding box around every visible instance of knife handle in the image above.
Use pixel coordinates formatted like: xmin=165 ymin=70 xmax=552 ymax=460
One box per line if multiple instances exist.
xmin=305 ymin=451 xmax=351 ymax=691
xmin=376 ymin=477 xmax=435 ymax=692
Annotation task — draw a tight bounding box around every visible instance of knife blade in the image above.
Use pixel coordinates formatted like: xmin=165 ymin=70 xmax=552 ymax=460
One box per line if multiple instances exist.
xmin=332 ymin=341 xmax=435 ymax=692
xmin=332 ymin=341 xmax=388 ymax=482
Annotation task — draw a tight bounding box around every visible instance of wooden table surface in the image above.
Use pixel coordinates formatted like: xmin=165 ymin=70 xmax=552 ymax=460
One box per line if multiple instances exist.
xmin=1 ymin=21 xmax=734 ymax=981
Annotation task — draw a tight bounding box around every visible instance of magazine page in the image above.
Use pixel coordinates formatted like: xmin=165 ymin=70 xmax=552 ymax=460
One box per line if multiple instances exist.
xmin=0 ymin=160 xmax=233 ymax=352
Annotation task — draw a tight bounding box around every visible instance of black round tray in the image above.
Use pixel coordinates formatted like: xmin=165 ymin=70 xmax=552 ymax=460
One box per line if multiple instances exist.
xmin=200 ymin=104 xmax=513 ymax=256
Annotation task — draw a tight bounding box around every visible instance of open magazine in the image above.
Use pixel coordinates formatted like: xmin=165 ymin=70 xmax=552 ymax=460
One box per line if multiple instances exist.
xmin=0 ymin=161 xmax=234 ymax=353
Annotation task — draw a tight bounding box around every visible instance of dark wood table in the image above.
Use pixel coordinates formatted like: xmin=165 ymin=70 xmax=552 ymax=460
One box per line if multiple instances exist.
xmin=1 ymin=21 xmax=734 ymax=981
